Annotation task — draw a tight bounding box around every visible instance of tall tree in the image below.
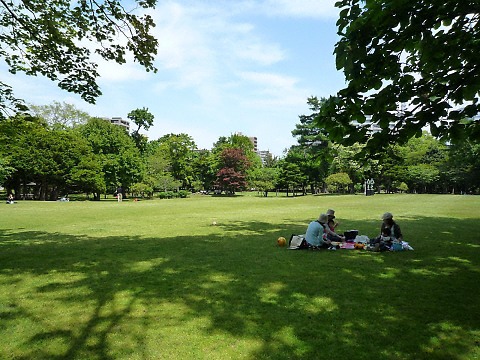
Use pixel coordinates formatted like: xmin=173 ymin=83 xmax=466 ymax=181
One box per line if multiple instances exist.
xmin=215 ymin=148 xmax=251 ymax=194
xmin=444 ymin=140 xmax=480 ymax=193
xmin=0 ymin=0 xmax=158 ymax=117
xmin=190 ymin=149 xmax=216 ymax=192
xmin=68 ymin=154 xmax=106 ymax=199
xmin=128 ymin=107 xmax=155 ymax=153
xmin=76 ymin=117 xmax=142 ymax=198
xmin=293 ymin=97 xmax=330 ymax=149
xmin=0 ymin=157 xmax=14 ymax=188
xmin=128 ymin=107 xmax=155 ymax=134
xmin=248 ymin=167 xmax=278 ymax=197
xmin=29 ymin=101 xmax=90 ymax=128
xmin=316 ymin=0 xmax=480 ymax=156
xmin=156 ymin=133 xmax=197 ymax=189
xmin=291 ymin=97 xmax=332 ymax=193
xmin=276 ymin=160 xmax=306 ymax=197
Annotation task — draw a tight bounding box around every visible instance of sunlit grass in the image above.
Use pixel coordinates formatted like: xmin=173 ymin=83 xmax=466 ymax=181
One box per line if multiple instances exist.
xmin=0 ymin=194 xmax=479 ymax=359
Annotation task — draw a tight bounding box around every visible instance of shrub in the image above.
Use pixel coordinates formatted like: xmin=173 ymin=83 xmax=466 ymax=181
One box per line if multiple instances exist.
xmin=178 ymin=190 xmax=190 ymax=198
xmin=158 ymin=191 xmax=175 ymax=199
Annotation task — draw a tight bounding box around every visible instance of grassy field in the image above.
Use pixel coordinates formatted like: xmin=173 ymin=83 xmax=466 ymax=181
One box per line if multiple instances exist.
xmin=0 ymin=194 xmax=479 ymax=360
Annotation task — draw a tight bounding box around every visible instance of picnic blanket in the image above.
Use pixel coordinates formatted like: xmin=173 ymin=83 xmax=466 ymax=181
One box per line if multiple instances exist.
xmin=288 ymin=234 xmax=414 ymax=251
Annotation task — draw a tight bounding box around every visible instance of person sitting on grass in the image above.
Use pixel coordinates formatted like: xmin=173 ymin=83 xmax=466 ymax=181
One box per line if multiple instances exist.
xmin=326 ymin=209 xmax=340 ymax=229
xmin=327 ymin=217 xmax=344 ymax=242
xmin=305 ymin=214 xmax=331 ymax=249
xmin=305 ymin=214 xmax=345 ymax=250
xmin=370 ymin=212 xmax=403 ymax=251
xmin=381 ymin=212 xmax=403 ymax=242
xmin=371 ymin=227 xmax=392 ymax=252
xmin=326 ymin=208 xmax=345 ymax=241
xmin=6 ymin=194 xmax=14 ymax=204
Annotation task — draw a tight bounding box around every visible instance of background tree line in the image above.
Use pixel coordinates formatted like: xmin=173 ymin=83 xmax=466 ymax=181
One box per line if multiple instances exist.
xmin=0 ymin=100 xmax=478 ymax=201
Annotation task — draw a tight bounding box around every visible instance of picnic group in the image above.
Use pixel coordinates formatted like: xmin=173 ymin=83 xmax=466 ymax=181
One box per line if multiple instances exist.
xmin=288 ymin=209 xmax=413 ymax=252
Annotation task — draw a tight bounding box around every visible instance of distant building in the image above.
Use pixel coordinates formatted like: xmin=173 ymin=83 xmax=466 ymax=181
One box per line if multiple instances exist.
xmin=257 ymin=150 xmax=272 ymax=165
xmin=102 ymin=117 xmax=130 ymax=132
xmin=249 ymin=136 xmax=258 ymax=152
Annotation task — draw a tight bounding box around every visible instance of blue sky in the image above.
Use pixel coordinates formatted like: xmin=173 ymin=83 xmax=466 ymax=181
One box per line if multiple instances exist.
xmin=4 ymin=0 xmax=347 ymax=156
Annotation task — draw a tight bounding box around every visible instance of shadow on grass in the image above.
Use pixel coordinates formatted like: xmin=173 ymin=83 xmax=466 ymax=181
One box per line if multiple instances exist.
xmin=0 ymin=216 xmax=479 ymax=360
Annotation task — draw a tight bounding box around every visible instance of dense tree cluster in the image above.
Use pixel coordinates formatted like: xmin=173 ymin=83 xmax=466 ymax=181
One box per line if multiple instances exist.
xmin=0 ymin=101 xmax=478 ymax=201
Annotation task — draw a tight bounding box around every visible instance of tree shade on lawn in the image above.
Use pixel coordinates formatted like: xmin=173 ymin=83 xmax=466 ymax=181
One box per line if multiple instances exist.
xmin=0 ymin=194 xmax=479 ymax=359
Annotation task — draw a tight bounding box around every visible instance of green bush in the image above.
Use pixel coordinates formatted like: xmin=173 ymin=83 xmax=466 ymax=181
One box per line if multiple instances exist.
xmin=158 ymin=191 xmax=174 ymax=199
xmin=178 ymin=190 xmax=190 ymax=198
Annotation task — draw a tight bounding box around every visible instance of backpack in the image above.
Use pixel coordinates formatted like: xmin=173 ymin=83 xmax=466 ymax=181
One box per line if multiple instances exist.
xmin=288 ymin=234 xmax=309 ymax=250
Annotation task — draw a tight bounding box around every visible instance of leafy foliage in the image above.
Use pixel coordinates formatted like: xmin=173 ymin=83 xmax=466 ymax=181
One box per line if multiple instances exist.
xmin=317 ymin=0 xmax=480 ymax=155
xmin=155 ymin=133 xmax=197 ymax=189
xmin=0 ymin=156 xmax=14 ymax=185
xmin=29 ymin=101 xmax=90 ymax=128
xmin=247 ymin=167 xmax=278 ymax=197
xmin=325 ymin=172 xmax=353 ymax=193
xmin=128 ymin=107 xmax=155 ymax=153
xmin=0 ymin=82 xmax=29 ymax=119
xmin=0 ymin=0 xmax=158 ymax=115
xmin=216 ymin=148 xmax=251 ymax=194
xmin=0 ymin=115 xmax=97 ymax=199
xmin=75 ymin=117 xmax=143 ymax=198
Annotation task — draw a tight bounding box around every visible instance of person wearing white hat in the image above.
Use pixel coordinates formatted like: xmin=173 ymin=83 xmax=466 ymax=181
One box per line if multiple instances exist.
xmin=305 ymin=213 xmax=345 ymax=249
xmin=305 ymin=214 xmax=330 ymax=249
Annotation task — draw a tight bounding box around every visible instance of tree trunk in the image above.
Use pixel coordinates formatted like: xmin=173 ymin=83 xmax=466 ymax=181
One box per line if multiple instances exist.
xmin=39 ymin=179 xmax=47 ymax=201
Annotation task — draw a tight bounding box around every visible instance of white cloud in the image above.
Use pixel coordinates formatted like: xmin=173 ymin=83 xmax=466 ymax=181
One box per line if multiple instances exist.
xmin=151 ymin=3 xmax=286 ymax=72
xmin=144 ymin=1 xmax=290 ymax=110
xmin=262 ymin=0 xmax=339 ymax=18
xmin=240 ymin=71 xmax=298 ymax=89
xmin=96 ymin=60 xmax=151 ymax=83
xmin=237 ymin=71 xmax=307 ymax=106
xmin=226 ymin=0 xmax=338 ymax=19
xmin=229 ymin=39 xmax=286 ymax=65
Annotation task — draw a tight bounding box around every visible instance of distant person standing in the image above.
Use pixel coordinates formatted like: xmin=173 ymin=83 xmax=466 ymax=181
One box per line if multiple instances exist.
xmin=116 ymin=186 xmax=123 ymax=202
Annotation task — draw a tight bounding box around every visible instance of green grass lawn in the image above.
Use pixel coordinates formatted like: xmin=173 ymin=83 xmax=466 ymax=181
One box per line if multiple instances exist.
xmin=0 ymin=194 xmax=479 ymax=360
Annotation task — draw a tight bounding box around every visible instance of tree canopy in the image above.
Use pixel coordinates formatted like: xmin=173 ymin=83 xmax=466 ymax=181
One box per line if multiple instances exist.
xmin=29 ymin=101 xmax=90 ymax=128
xmin=317 ymin=0 xmax=480 ymax=155
xmin=0 ymin=0 xmax=158 ymax=118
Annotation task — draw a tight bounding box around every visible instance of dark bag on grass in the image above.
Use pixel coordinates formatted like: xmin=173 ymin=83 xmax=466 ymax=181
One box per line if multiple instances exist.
xmin=288 ymin=234 xmax=309 ymax=250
